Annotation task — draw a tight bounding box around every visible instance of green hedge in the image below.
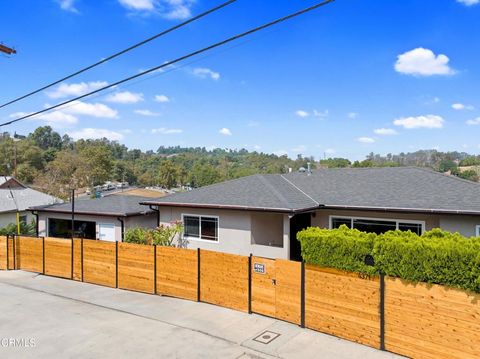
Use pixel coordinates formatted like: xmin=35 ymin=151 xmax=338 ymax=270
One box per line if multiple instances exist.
xmin=297 ymin=226 xmax=480 ymax=293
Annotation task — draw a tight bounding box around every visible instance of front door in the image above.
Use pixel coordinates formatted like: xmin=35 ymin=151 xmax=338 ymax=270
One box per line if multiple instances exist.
xmin=251 ymin=256 xmax=301 ymax=325
xmin=289 ymin=213 xmax=311 ymax=261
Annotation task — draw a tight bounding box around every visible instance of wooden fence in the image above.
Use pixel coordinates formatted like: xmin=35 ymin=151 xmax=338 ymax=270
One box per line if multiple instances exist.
xmin=0 ymin=235 xmax=479 ymax=359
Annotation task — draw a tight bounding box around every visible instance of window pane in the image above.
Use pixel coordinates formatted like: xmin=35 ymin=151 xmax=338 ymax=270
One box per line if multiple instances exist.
xmin=331 ymin=217 xmax=352 ymax=229
xmin=184 ymin=216 xmax=200 ymax=238
xmin=201 ymin=217 xmax=218 ymax=241
xmin=399 ymin=223 xmax=422 ymax=236
xmin=353 ymin=219 xmax=396 ymax=234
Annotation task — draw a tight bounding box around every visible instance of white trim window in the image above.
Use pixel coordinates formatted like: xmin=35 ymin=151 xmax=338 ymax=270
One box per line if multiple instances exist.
xmin=182 ymin=214 xmax=219 ymax=242
xmin=476 ymin=225 xmax=480 ymax=237
xmin=329 ymin=215 xmax=425 ymax=235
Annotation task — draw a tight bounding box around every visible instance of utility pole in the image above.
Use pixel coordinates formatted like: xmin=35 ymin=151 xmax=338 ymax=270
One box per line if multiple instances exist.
xmin=0 ymin=43 xmax=16 ymax=55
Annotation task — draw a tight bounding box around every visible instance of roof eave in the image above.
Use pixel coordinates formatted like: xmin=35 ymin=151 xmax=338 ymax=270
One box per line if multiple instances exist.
xmin=322 ymin=204 xmax=480 ymax=216
xmin=140 ymin=201 xmax=303 ymax=213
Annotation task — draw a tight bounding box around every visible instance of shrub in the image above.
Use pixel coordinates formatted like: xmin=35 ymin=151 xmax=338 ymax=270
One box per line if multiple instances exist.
xmin=297 ymin=225 xmax=378 ymax=275
xmin=298 ymin=226 xmax=480 ymax=293
xmin=124 ymin=221 xmax=183 ymax=246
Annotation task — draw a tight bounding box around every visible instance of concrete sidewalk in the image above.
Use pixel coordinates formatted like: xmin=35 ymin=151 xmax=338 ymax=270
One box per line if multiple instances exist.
xmin=0 ymin=271 xmax=402 ymax=359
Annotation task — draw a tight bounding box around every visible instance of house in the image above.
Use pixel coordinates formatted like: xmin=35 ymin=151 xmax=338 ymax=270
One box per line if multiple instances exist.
xmin=141 ymin=167 xmax=480 ymax=260
xmin=31 ymin=195 xmax=158 ymax=242
xmin=0 ymin=176 xmax=61 ymax=229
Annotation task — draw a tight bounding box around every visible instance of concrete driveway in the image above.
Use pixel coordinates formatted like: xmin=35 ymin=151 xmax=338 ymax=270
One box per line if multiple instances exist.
xmin=0 ymin=271 xmax=402 ymax=359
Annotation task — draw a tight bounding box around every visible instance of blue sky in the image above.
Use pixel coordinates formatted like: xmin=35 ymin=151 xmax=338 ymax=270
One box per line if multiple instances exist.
xmin=1 ymin=0 xmax=479 ymax=160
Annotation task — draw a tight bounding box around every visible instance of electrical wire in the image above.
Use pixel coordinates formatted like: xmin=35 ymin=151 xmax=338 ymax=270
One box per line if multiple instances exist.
xmin=0 ymin=0 xmax=335 ymax=128
xmin=0 ymin=0 xmax=237 ymax=110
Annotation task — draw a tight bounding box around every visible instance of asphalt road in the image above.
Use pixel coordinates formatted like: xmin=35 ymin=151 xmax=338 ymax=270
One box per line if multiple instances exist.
xmin=0 ymin=271 xmax=403 ymax=359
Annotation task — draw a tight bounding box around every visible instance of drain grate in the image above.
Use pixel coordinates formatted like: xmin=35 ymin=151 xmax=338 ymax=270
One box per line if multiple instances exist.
xmin=253 ymin=331 xmax=281 ymax=344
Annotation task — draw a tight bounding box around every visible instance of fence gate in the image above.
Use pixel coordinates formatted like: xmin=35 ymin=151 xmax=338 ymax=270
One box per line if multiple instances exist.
xmin=251 ymin=256 xmax=301 ymax=325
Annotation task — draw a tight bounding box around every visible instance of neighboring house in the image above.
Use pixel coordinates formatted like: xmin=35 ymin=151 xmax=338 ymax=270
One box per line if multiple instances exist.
xmin=31 ymin=195 xmax=158 ymax=242
xmin=0 ymin=176 xmax=61 ymax=229
xmin=141 ymin=167 xmax=480 ymax=260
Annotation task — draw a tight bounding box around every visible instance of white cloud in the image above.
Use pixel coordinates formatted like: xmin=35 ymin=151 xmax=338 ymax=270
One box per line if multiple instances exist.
xmin=324 ymin=148 xmax=336 ymax=155
xmin=118 ymin=0 xmax=194 ymax=19
xmin=193 ymin=67 xmax=220 ymax=81
xmin=253 ymin=145 xmax=261 ymax=151
xmin=457 ymin=0 xmax=479 ymax=5
xmin=292 ymin=145 xmax=307 ymax=153
xmin=57 ymin=0 xmax=78 ymax=12
xmin=357 ymin=137 xmax=375 ymax=144
xmin=134 ymin=109 xmax=161 ymax=117
xmin=219 ymin=128 xmax=232 ymax=136
xmin=452 ymin=103 xmax=474 ymax=110
xmin=151 ymin=127 xmax=183 ymax=134
xmin=393 ymin=114 xmax=445 ymax=129
xmin=69 ymin=128 xmax=124 ymax=141
xmin=348 ymin=112 xmax=358 ymax=119
xmin=374 ymin=128 xmax=398 ymax=135
xmin=313 ymin=109 xmax=329 ymax=118
xmin=394 ymin=48 xmax=455 ymax=76
xmin=154 ymin=94 xmax=170 ymax=103
xmin=106 ymin=91 xmax=144 ymax=104
xmin=59 ymin=100 xmax=118 ymax=118
xmin=295 ymin=110 xmax=309 ymax=118
xmin=9 ymin=110 xmax=78 ymax=126
xmin=47 ymin=81 xmax=108 ymax=99
xmin=466 ymin=118 xmax=480 ymax=125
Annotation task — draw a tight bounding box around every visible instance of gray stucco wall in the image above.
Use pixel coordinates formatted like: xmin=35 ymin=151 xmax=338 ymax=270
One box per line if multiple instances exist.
xmin=159 ymin=206 xmax=289 ymax=259
xmin=438 ymin=215 xmax=480 ymax=237
xmin=0 ymin=211 xmax=34 ymax=229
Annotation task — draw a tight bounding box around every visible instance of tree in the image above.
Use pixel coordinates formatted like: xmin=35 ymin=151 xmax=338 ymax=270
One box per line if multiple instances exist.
xmin=29 ymin=126 xmax=62 ymax=150
xmin=158 ymin=160 xmax=178 ymax=189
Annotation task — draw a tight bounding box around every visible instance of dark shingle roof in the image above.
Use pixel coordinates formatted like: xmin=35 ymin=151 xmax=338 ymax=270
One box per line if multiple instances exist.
xmin=31 ymin=195 xmax=155 ymax=217
xmin=142 ymin=167 xmax=480 ymax=215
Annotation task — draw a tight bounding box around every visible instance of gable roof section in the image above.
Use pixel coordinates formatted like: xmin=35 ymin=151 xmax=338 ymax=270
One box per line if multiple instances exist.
xmin=142 ymin=167 xmax=480 ymax=215
xmin=0 ymin=187 xmax=61 ymax=214
xmin=31 ymin=195 xmax=156 ymax=217
xmin=0 ymin=176 xmax=26 ymax=189
xmin=142 ymin=174 xmax=318 ymax=212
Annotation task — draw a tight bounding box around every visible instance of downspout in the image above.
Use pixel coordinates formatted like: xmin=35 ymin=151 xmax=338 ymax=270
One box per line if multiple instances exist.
xmin=117 ymin=217 xmax=125 ymax=242
xmin=149 ymin=205 xmax=160 ymax=227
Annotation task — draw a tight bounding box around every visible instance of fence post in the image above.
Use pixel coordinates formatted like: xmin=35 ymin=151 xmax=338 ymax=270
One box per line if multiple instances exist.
xmin=197 ymin=248 xmax=201 ymax=302
xmin=248 ymin=253 xmax=252 ymax=314
xmin=71 ymin=238 xmax=74 ymax=279
xmin=379 ymin=273 xmax=385 ymax=351
xmin=5 ymin=234 xmax=9 ymax=270
xmin=42 ymin=237 xmax=45 ymax=275
xmin=81 ymin=238 xmax=84 ymax=282
xmin=153 ymin=244 xmax=157 ymax=294
xmin=13 ymin=235 xmax=16 ymax=270
xmin=115 ymin=241 xmax=119 ymax=288
xmin=300 ymin=260 xmax=305 ymax=328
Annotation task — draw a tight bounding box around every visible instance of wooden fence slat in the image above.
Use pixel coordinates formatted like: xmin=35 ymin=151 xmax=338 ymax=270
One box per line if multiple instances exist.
xmin=16 ymin=236 xmax=43 ymax=273
xmin=156 ymin=246 xmax=198 ymax=301
xmin=117 ymin=242 xmax=155 ymax=294
xmin=200 ymin=250 xmax=249 ymax=312
xmin=0 ymin=236 xmax=7 ymax=270
xmin=44 ymin=237 xmax=72 ymax=278
xmin=305 ymin=265 xmax=381 ymax=348
xmin=82 ymin=240 xmax=116 ymax=288
xmin=385 ymin=277 xmax=480 ymax=359
xmin=275 ymin=259 xmax=301 ymax=325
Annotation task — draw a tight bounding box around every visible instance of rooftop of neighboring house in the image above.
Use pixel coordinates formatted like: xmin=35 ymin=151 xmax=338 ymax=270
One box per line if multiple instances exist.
xmin=0 ymin=176 xmax=62 ymax=213
xmin=108 ymin=187 xmax=167 ymax=198
xmin=141 ymin=167 xmax=480 ymax=215
xmin=30 ymin=194 xmax=159 ymax=217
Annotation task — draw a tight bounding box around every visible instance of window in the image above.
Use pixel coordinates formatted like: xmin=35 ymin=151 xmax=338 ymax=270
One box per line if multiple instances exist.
xmin=476 ymin=225 xmax=480 ymax=237
xmin=19 ymin=215 xmax=27 ymax=226
xmin=183 ymin=215 xmax=218 ymax=242
xmin=330 ymin=216 xmax=424 ymax=235
xmin=48 ymin=218 xmax=96 ymax=239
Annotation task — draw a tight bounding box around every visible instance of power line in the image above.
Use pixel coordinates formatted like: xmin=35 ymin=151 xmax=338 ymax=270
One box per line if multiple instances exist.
xmin=0 ymin=0 xmax=237 ymax=110
xmin=0 ymin=0 xmax=335 ymax=128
